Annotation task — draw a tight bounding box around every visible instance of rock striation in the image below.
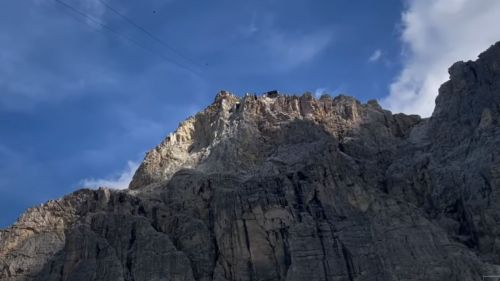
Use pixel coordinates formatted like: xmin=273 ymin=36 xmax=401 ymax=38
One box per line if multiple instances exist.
xmin=2 ymin=42 xmax=500 ymax=281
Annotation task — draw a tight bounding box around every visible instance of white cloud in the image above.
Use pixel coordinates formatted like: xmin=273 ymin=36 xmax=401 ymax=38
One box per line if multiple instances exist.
xmin=382 ymin=0 xmax=500 ymax=117
xmin=80 ymin=161 xmax=139 ymax=190
xmin=369 ymin=49 xmax=382 ymax=62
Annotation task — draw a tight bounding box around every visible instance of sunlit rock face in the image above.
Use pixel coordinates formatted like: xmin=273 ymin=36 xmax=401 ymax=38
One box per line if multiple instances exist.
xmin=129 ymin=89 xmax=420 ymax=190
xmin=2 ymin=42 xmax=500 ymax=281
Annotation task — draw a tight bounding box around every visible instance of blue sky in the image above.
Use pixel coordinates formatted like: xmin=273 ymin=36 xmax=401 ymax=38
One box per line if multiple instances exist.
xmin=1 ymin=0 xmax=500 ymax=227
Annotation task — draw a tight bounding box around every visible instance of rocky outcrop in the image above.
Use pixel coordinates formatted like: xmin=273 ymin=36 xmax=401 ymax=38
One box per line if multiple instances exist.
xmin=2 ymin=42 xmax=500 ymax=281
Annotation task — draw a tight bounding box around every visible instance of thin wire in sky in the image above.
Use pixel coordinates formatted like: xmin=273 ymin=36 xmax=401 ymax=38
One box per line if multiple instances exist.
xmin=96 ymin=0 xmax=201 ymax=69
xmin=53 ymin=0 xmax=199 ymax=74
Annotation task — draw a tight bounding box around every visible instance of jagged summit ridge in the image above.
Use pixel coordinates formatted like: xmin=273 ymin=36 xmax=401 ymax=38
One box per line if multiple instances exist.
xmin=129 ymin=91 xmax=420 ymax=189
xmin=1 ymin=42 xmax=500 ymax=281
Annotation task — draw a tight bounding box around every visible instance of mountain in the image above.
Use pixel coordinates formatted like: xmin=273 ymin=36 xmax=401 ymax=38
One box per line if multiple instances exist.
xmin=1 ymin=42 xmax=500 ymax=281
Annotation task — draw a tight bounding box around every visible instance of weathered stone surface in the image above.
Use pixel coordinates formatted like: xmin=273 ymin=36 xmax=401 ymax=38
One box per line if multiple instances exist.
xmin=2 ymin=42 xmax=500 ymax=281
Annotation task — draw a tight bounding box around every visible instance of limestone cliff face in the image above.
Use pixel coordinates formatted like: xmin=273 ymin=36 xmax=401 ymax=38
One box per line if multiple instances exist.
xmin=129 ymin=91 xmax=419 ymax=190
xmin=2 ymin=42 xmax=500 ymax=281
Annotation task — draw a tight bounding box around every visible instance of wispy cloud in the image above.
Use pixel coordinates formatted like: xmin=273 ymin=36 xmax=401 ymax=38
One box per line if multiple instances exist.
xmin=35 ymin=0 xmax=106 ymax=21
xmin=382 ymin=0 xmax=500 ymax=117
xmin=368 ymin=49 xmax=382 ymax=62
xmin=80 ymin=161 xmax=139 ymax=190
xmin=314 ymin=88 xmax=328 ymax=98
xmin=235 ymin=11 xmax=333 ymax=70
xmin=83 ymin=0 xmax=106 ymax=20
xmin=0 ymin=1 xmax=120 ymax=111
xmin=313 ymin=85 xmax=347 ymax=99
xmin=263 ymin=28 xmax=333 ymax=70
xmin=244 ymin=11 xmax=259 ymax=36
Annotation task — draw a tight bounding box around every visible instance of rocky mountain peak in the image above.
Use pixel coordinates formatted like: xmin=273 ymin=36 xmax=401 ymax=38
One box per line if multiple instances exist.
xmin=129 ymin=90 xmax=419 ymax=189
xmin=434 ymin=42 xmax=500 ymax=121
xmin=2 ymin=42 xmax=500 ymax=281
xmin=428 ymin=41 xmax=500 ymax=147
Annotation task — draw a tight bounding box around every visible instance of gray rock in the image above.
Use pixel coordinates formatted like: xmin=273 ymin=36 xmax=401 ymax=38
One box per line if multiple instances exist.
xmin=2 ymin=42 xmax=500 ymax=281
